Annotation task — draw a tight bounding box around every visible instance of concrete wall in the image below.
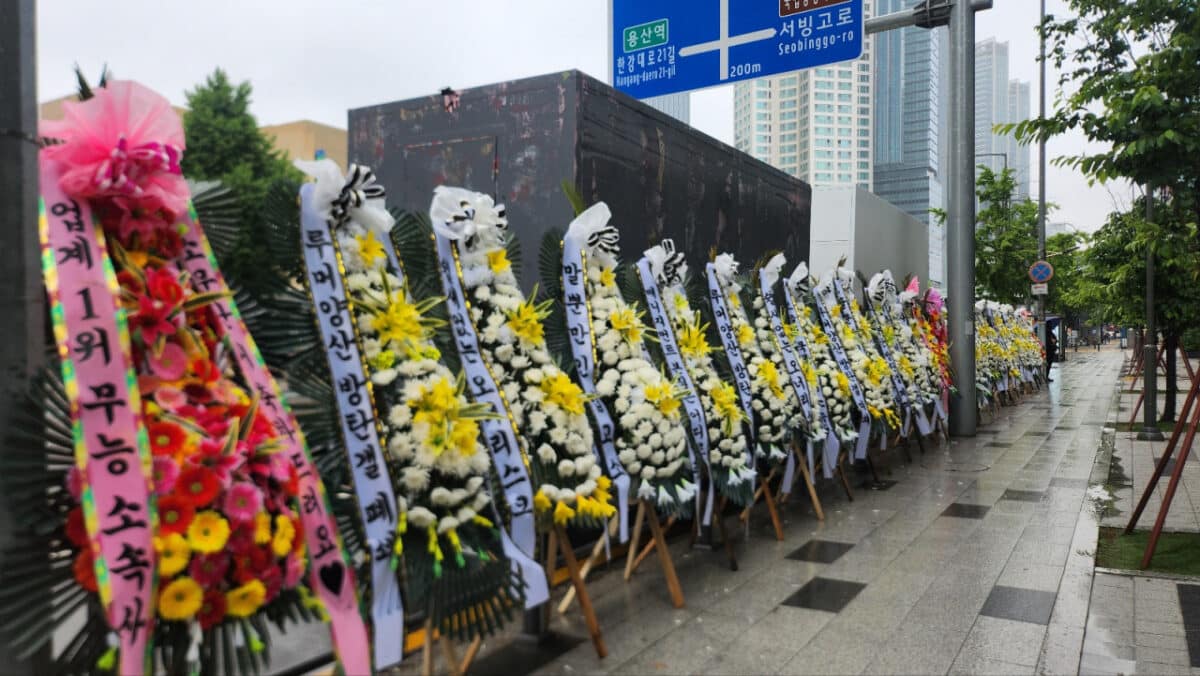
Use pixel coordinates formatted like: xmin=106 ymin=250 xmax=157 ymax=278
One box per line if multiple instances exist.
xmin=810 ymin=185 xmax=930 ymax=291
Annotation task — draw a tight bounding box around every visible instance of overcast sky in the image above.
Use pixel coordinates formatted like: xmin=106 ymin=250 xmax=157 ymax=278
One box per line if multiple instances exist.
xmin=38 ymin=0 xmax=1133 ymax=233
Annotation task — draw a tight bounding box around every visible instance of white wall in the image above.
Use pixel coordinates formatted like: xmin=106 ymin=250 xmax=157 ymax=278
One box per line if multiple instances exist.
xmin=810 ymin=186 xmax=931 ymax=291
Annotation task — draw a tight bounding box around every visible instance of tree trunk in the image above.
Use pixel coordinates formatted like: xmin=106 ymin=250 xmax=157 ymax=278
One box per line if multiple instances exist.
xmin=1162 ymin=332 xmax=1178 ymax=423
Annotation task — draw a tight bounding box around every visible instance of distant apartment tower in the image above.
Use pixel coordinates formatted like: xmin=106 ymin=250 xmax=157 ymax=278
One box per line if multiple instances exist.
xmin=1006 ymin=80 xmax=1032 ymax=198
xmin=974 ymin=38 xmax=1010 ymax=178
xmin=732 ymin=1 xmax=874 ymax=189
xmin=872 ymin=0 xmax=946 ymax=224
xmin=643 ymin=93 xmax=691 ymax=124
xmin=975 ymin=39 xmax=1032 ymax=197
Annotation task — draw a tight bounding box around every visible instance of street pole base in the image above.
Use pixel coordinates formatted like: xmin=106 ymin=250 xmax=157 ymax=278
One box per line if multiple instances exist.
xmin=1136 ymin=427 xmax=1165 ymax=442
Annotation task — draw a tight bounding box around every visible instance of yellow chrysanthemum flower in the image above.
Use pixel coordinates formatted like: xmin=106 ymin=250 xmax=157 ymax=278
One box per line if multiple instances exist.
xmin=553 ymin=500 xmax=576 ymax=526
xmin=371 ymin=297 xmax=426 ymax=348
xmin=254 ymin=512 xmax=272 ymax=545
xmin=756 ymin=360 xmax=785 ymax=399
xmin=608 ymin=306 xmax=645 ymax=344
xmin=782 ymin=322 xmax=799 ymax=342
xmin=599 ymin=266 xmax=616 ymax=288
xmin=830 ymin=304 xmax=842 ymax=317
xmin=533 ymin=489 xmax=552 ymax=513
xmin=156 ymin=533 xmax=190 ymax=577
xmin=225 ymin=580 xmax=267 ymax=618
xmin=711 ymin=382 xmax=745 ymax=427
xmin=506 ymin=298 xmax=547 ymax=345
xmin=356 ymin=231 xmax=386 ymax=269
xmin=487 ymin=249 xmax=511 ymax=275
xmin=736 ymin=323 xmax=755 ymax=346
xmin=159 ymin=576 xmax=203 ymax=620
xmin=835 ymin=372 xmax=851 ymax=397
xmin=645 ymin=379 xmax=682 ymax=417
xmin=450 ymin=418 xmax=480 ymax=457
xmin=272 ymin=514 xmax=295 ymax=557
xmin=801 ymin=361 xmax=817 ymax=388
xmin=540 ymin=371 xmax=587 ymax=416
xmin=677 ymin=319 xmax=712 ymax=360
xmin=187 ymin=511 xmax=230 ymax=554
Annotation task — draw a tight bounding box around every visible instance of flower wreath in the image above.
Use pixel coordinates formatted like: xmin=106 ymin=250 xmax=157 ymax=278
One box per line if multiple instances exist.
xmin=911 ymin=285 xmax=952 ymax=395
xmin=709 ymin=253 xmax=802 ymax=467
xmin=4 ymin=81 xmax=365 ymax=674
xmin=783 ymin=263 xmax=859 ymax=443
xmin=294 ymin=160 xmax=520 ymax=643
xmin=640 ymin=241 xmax=755 ymax=505
xmin=559 ymin=205 xmax=696 ymax=515
xmin=430 ymin=187 xmax=614 ymax=529
xmin=879 ymin=273 xmax=942 ymax=409
xmin=817 ymin=266 xmax=900 ymax=433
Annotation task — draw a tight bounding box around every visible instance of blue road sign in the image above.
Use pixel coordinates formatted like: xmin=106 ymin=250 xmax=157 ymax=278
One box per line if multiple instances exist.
xmin=611 ymin=0 xmax=865 ymax=99
xmin=1029 ymin=260 xmax=1054 ymax=284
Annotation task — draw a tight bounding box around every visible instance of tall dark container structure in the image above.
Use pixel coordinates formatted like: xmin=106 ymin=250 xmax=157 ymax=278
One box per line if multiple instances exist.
xmin=349 ymin=70 xmax=811 ymax=290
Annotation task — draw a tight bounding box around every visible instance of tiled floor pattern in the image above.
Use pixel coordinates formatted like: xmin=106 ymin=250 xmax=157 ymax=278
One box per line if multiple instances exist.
xmin=504 ymin=348 xmax=1128 ymax=675
xmin=1082 ymin=573 xmax=1200 ymax=675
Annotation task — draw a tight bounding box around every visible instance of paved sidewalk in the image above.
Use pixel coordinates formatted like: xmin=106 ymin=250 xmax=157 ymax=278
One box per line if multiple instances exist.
xmin=481 ymin=348 xmax=1126 ymax=676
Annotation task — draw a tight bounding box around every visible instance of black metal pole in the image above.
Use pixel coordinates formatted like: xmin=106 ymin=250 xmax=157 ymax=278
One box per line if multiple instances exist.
xmin=1139 ymin=186 xmax=1165 ymax=441
xmin=0 ymin=0 xmax=49 ymax=671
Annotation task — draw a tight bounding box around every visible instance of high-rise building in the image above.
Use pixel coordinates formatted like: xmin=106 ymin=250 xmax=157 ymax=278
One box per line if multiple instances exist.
xmin=733 ymin=1 xmax=874 ymax=189
xmin=871 ymin=0 xmax=946 ymax=226
xmin=975 ymin=39 xmax=1033 ymax=201
xmin=974 ymin=38 xmax=1010 ymax=179
xmin=1006 ymin=80 xmax=1032 ymax=198
xmin=644 ymin=93 xmax=690 ymax=124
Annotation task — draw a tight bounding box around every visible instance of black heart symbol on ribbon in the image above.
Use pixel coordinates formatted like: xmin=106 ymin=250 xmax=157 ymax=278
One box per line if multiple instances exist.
xmin=318 ymin=561 xmax=345 ymax=596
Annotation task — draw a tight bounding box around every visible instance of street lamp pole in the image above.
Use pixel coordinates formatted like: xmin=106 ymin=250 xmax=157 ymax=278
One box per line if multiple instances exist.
xmin=1036 ymin=0 xmax=1048 ymax=368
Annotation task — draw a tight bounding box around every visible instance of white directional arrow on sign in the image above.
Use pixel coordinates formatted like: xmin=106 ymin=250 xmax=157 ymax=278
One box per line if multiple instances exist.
xmin=678 ymin=0 xmax=777 ymax=80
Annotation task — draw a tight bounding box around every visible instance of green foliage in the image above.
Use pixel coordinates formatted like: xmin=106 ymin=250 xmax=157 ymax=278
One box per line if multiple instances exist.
xmin=1043 ymin=230 xmax=1089 ymax=326
xmin=1001 ymin=0 xmax=1200 ymax=200
xmin=972 ymin=167 xmax=1046 ymax=305
xmin=182 ymin=69 xmax=302 ymax=298
xmin=1075 ymin=194 xmax=1200 ymax=335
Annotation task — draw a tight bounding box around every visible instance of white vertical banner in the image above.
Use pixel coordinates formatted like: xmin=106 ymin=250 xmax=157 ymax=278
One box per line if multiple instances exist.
xmin=299 ymin=184 xmax=403 ymax=668
xmin=636 ymin=257 xmax=716 ymax=526
xmin=434 ymin=233 xmax=550 ymax=609
xmin=562 ymin=214 xmax=631 ymax=543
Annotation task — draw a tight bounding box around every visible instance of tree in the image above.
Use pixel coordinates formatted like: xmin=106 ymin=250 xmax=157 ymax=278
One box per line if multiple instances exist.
xmin=1044 ymin=230 xmax=1089 ymax=329
xmin=970 ymin=167 xmax=1043 ymax=305
xmin=1073 ymin=195 xmax=1200 ymax=419
xmin=182 ymin=69 xmax=301 ymax=294
xmin=1006 ymin=0 xmax=1200 ymax=209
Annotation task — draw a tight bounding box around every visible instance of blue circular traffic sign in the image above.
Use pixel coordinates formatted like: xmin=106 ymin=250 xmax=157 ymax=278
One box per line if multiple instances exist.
xmin=1029 ymin=260 xmax=1054 ymax=283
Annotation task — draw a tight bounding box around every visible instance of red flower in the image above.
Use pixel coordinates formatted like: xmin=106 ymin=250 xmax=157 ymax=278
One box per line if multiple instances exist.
xmin=189 ymin=552 xmax=230 ymax=587
xmin=134 ymin=293 xmax=178 ymax=345
xmin=117 ymin=269 xmax=144 ymax=295
xmin=148 ymin=421 xmax=187 ymax=457
xmin=258 ymin=562 xmax=283 ymax=602
xmin=197 ymin=589 xmax=226 ymax=630
xmin=73 ymin=548 xmax=97 ymax=592
xmin=177 ymin=466 xmax=220 ymax=507
xmin=145 ymin=266 xmax=184 ymax=308
xmin=226 ymin=524 xmax=257 ymax=556
xmin=190 ymin=358 xmax=220 ymax=384
xmin=233 ymin=546 xmax=273 ymax=583
xmin=65 ymin=507 xmax=88 ymax=547
xmin=157 ymin=495 xmax=195 ymax=536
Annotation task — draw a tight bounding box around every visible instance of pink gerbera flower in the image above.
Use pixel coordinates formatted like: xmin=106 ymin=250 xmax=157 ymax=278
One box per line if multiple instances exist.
xmin=152 ymin=456 xmax=179 ymax=496
xmin=283 ymin=553 xmax=306 ymax=588
xmin=223 ymin=482 xmax=263 ymax=524
xmin=148 ymin=342 xmax=188 ymax=381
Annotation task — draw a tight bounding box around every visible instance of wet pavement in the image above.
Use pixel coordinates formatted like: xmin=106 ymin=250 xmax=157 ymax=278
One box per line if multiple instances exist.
xmin=500 ymin=347 xmax=1127 ymax=675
